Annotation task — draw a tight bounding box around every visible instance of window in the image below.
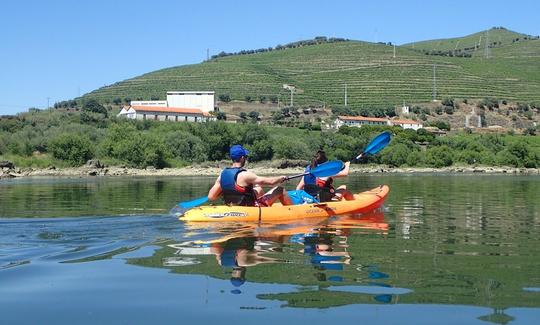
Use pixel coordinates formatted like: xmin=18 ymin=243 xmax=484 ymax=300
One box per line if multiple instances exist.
xmin=154 ymin=115 xmax=158 ymax=120
xmin=143 ymin=114 xmax=146 ymax=120
xmin=175 ymin=116 xmax=178 ymax=122
xmin=184 ymin=116 xmax=188 ymax=121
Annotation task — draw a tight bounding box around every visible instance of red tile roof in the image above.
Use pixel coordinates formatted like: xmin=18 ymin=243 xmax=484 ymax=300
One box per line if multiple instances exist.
xmin=392 ymin=119 xmax=422 ymax=125
xmin=338 ymin=116 xmax=388 ymax=122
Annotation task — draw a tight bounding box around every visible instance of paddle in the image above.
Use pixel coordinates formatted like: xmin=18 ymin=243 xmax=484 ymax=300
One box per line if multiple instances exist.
xmin=354 ymin=131 xmax=391 ymax=161
xmin=284 ymin=160 xmax=344 ymax=181
xmin=174 ymin=160 xmax=344 ymax=210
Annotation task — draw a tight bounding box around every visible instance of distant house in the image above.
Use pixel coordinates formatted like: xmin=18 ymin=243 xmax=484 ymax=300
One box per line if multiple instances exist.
xmin=334 ymin=116 xmax=388 ymax=128
xmin=334 ymin=116 xmax=423 ymax=130
xmin=118 ymin=106 xmax=215 ymax=122
xmin=117 ymin=91 xmax=216 ymax=122
xmin=390 ymin=119 xmax=423 ymax=131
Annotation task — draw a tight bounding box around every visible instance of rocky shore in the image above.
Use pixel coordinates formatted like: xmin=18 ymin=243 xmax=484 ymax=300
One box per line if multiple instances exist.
xmin=1 ymin=159 xmax=539 ymax=179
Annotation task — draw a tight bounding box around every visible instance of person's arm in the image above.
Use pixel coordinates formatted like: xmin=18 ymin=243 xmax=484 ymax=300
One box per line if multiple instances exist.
xmin=334 ymin=161 xmax=350 ymax=178
xmin=239 ymin=171 xmax=285 ymax=187
xmin=207 ymin=176 xmax=222 ymax=201
xmin=296 ymin=177 xmax=305 ymax=190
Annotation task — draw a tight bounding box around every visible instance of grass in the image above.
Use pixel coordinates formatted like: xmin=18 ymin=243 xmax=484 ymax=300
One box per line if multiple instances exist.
xmin=82 ymin=28 xmax=540 ymax=111
xmin=0 ymin=153 xmax=69 ymax=169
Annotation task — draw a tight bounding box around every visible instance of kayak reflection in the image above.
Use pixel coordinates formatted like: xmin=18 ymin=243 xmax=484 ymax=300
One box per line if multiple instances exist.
xmin=169 ymin=210 xmax=391 ymax=295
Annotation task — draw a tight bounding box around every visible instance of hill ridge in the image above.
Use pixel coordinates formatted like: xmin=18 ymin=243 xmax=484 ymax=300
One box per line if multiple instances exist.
xmin=83 ymin=27 xmax=540 ymax=110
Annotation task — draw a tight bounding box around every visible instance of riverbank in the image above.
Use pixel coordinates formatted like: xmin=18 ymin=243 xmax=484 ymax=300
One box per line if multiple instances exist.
xmin=1 ymin=160 xmax=539 ymax=179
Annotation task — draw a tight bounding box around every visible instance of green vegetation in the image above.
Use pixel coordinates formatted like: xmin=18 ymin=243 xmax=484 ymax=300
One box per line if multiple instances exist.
xmin=1 ymin=109 xmax=539 ymax=169
xmin=81 ymin=28 xmax=540 ymax=110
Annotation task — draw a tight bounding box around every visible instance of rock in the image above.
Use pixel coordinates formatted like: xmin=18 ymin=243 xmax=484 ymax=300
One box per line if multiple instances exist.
xmin=47 ymin=166 xmax=56 ymax=170
xmin=86 ymin=159 xmax=104 ymax=169
xmin=0 ymin=161 xmax=14 ymax=169
xmin=146 ymin=166 xmax=156 ymax=171
xmin=270 ymin=159 xmax=309 ymax=169
xmin=88 ymin=170 xmax=98 ymax=176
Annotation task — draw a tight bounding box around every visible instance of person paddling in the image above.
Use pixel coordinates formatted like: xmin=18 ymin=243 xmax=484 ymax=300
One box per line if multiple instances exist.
xmin=208 ymin=145 xmax=293 ymax=206
xmin=296 ymin=150 xmax=354 ymax=202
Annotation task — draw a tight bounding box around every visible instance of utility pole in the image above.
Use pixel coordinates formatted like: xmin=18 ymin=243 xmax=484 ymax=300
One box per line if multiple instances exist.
xmin=47 ymin=97 xmax=50 ymax=109
xmin=344 ymin=84 xmax=348 ymax=106
xmin=393 ymin=44 xmax=396 ymax=58
xmin=432 ymin=64 xmax=437 ymax=101
xmin=484 ymin=30 xmax=490 ymax=59
xmin=206 ymin=48 xmax=209 ymax=61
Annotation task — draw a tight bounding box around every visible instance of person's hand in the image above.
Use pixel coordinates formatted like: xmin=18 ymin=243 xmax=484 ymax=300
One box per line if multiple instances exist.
xmin=277 ymin=175 xmax=287 ymax=183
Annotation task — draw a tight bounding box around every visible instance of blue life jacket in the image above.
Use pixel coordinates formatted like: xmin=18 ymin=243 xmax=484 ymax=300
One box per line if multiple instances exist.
xmin=220 ymin=167 xmax=257 ymax=206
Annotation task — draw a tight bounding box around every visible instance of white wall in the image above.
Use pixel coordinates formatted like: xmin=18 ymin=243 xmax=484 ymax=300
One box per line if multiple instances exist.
xmin=135 ymin=112 xmax=205 ymax=122
xmin=166 ymin=91 xmax=215 ymax=112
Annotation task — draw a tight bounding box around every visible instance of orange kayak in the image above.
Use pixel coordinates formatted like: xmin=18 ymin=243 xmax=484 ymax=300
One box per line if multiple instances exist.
xmin=180 ymin=185 xmax=389 ymax=222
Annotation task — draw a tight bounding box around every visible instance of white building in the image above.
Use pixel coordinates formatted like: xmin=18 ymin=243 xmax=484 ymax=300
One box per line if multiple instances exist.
xmin=334 ymin=116 xmax=423 ymax=130
xmin=118 ymin=105 xmax=214 ymax=122
xmin=117 ymin=90 xmax=216 ymax=122
xmin=166 ymin=91 xmax=215 ymax=113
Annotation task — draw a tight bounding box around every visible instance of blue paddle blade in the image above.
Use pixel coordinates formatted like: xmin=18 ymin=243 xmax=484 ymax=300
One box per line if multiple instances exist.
xmin=178 ymin=196 xmax=209 ymax=209
xmin=310 ymin=160 xmax=344 ymax=177
xmin=363 ymin=131 xmax=391 ymax=155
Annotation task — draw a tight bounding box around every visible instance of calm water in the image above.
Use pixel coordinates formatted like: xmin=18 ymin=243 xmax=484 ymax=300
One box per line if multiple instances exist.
xmin=1 ymin=174 xmax=539 ymax=324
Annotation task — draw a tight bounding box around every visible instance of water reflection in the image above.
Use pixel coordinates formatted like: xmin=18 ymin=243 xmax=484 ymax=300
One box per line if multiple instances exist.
xmin=128 ymin=210 xmax=409 ymax=305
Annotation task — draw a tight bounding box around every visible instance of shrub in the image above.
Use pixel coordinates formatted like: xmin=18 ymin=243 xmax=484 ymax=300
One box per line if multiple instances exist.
xmin=48 ymin=134 xmax=94 ymax=166
xmin=380 ymin=143 xmax=410 ymax=167
xmin=246 ymin=139 xmax=274 ymax=162
xmin=165 ymin=131 xmax=207 ymax=163
xmin=273 ymin=138 xmax=311 ymax=160
xmin=442 ymin=98 xmax=454 ymax=107
xmin=219 ymin=94 xmax=231 ymax=103
xmin=424 ymin=146 xmax=453 ymax=167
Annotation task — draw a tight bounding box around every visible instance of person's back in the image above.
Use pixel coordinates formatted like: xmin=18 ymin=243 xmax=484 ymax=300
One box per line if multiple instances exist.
xmin=297 ymin=150 xmax=353 ymax=202
xmin=208 ymin=144 xmax=293 ymax=206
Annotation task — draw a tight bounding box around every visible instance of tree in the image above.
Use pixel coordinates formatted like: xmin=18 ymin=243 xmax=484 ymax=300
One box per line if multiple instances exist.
xmin=49 ymin=134 xmax=94 ymax=166
xmin=442 ymin=97 xmax=454 ymax=107
xmin=216 ymin=112 xmax=227 ymax=120
xmin=248 ymin=111 xmax=259 ymax=121
xmin=259 ymin=96 xmax=267 ymax=103
xmin=424 ymin=146 xmax=453 ymax=167
xmin=113 ymin=98 xmax=122 ymax=105
xmin=219 ymin=94 xmax=231 ymax=103
xmin=83 ymin=99 xmax=108 ymax=116
xmin=269 ymin=95 xmax=278 ymax=104
xmin=245 ymin=96 xmax=253 ymax=102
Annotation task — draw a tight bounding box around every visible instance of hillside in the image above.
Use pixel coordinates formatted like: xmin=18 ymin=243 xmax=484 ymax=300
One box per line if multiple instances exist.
xmin=403 ymin=27 xmax=533 ymax=54
xmin=83 ymin=28 xmax=540 ymax=110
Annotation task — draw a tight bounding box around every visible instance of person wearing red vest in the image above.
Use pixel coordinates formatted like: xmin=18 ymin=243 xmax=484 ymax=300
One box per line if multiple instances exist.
xmin=208 ymin=145 xmax=293 ymax=206
xmin=296 ymin=150 xmax=354 ymax=202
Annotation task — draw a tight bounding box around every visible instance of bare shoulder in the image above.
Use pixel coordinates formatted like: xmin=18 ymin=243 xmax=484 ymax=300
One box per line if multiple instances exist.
xmin=237 ymin=170 xmax=257 ymax=185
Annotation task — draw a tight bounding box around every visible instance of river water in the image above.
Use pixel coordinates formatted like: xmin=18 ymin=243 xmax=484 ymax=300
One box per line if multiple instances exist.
xmin=1 ymin=174 xmax=539 ymax=324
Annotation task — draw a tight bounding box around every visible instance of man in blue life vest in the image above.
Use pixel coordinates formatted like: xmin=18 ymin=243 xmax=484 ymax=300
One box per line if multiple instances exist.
xmin=208 ymin=145 xmax=293 ymax=206
xmin=296 ymin=150 xmax=354 ymax=202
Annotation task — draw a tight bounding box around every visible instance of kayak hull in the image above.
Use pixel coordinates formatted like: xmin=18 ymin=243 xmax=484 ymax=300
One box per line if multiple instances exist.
xmin=180 ymin=185 xmax=389 ymax=222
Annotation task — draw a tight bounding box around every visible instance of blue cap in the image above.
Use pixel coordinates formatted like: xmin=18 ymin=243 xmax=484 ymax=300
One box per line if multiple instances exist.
xmin=230 ymin=145 xmax=249 ymax=160
xmin=230 ymin=277 xmax=246 ymax=287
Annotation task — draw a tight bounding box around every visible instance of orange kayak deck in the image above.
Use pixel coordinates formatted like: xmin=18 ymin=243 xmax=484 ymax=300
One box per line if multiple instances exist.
xmin=180 ymin=185 xmax=389 ymax=222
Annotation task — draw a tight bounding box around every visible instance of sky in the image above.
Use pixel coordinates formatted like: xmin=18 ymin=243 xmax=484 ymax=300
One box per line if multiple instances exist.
xmin=1 ymin=0 xmax=539 ymax=115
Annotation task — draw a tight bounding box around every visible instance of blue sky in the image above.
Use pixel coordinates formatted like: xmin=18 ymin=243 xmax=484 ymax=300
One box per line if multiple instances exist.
xmin=1 ymin=0 xmax=539 ymax=115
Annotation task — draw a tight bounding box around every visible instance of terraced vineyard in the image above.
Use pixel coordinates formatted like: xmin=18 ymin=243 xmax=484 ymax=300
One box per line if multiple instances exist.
xmin=83 ymin=28 xmax=540 ymax=110
xmin=403 ymin=27 xmax=533 ymax=53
